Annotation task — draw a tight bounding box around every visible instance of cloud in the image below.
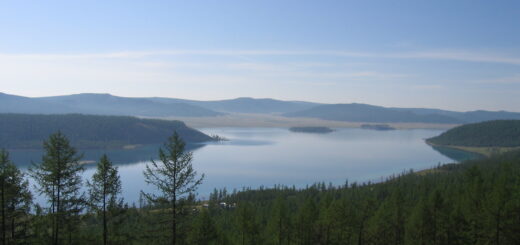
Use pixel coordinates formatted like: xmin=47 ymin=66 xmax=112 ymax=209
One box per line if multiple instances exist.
xmin=1 ymin=49 xmax=519 ymax=65
xmin=476 ymin=74 xmax=520 ymax=84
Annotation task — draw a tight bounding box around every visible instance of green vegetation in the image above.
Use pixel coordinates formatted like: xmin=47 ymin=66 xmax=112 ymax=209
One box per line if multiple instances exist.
xmin=87 ymin=154 xmax=122 ymax=245
xmin=427 ymin=120 xmax=520 ymax=156
xmin=0 ymin=113 xmax=213 ymax=149
xmin=428 ymin=120 xmax=520 ymax=147
xmin=0 ymin=131 xmax=519 ymax=244
xmin=289 ymin=126 xmax=334 ymax=134
xmin=142 ymin=132 xmax=204 ymax=245
xmin=0 ymin=149 xmax=32 ymax=244
xmin=29 ymin=132 xmax=85 ymax=244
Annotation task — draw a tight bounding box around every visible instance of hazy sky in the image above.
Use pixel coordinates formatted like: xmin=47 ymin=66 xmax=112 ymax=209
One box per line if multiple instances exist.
xmin=1 ymin=0 xmax=519 ymax=111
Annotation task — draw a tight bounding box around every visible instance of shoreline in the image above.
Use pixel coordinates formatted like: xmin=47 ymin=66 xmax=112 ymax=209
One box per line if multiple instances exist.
xmin=425 ymin=141 xmax=520 ymax=157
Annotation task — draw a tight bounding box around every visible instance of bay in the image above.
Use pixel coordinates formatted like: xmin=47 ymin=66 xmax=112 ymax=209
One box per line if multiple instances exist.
xmin=11 ymin=127 xmax=476 ymax=205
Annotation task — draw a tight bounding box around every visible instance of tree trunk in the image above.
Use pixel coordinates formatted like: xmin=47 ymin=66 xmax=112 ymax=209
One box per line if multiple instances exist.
xmin=173 ymin=194 xmax=176 ymax=245
xmin=55 ymin=177 xmax=61 ymax=245
xmin=1 ymin=179 xmax=5 ymax=245
xmin=103 ymin=184 xmax=107 ymax=245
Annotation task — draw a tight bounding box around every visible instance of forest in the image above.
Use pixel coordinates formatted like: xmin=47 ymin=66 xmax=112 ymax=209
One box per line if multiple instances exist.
xmin=427 ymin=120 xmax=520 ymax=147
xmin=0 ymin=114 xmax=212 ymax=149
xmin=0 ymin=131 xmax=519 ymax=245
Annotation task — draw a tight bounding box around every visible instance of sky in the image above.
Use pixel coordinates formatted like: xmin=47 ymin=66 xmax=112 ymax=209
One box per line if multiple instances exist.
xmin=1 ymin=0 xmax=519 ymax=111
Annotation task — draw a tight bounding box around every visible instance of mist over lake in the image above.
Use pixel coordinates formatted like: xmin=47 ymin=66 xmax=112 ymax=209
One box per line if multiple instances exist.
xmin=12 ymin=127 xmax=474 ymax=205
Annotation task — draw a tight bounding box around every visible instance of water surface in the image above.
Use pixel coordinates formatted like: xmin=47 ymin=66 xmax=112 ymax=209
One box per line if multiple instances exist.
xmin=12 ymin=128 xmax=476 ymax=204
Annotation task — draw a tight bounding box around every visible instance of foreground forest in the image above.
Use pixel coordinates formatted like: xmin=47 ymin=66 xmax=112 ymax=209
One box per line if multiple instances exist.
xmin=1 ymin=132 xmax=520 ymax=245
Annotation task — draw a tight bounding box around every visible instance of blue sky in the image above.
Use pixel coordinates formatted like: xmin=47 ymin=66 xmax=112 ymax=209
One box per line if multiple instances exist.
xmin=1 ymin=0 xmax=519 ymax=111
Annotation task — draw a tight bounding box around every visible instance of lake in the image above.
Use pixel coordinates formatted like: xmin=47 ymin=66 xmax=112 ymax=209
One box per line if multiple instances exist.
xmin=12 ymin=127 xmax=478 ymax=205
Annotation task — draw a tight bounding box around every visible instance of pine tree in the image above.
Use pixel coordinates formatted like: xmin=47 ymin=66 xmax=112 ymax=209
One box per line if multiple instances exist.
xmin=87 ymin=154 xmax=122 ymax=245
xmin=188 ymin=209 xmax=218 ymax=245
xmin=235 ymin=202 xmax=261 ymax=245
xmin=29 ymin=132 xmax=85 ymax=245
xmin=142 ymin=131 xmax=204 ymax=245
xmin=0 ymin=149 xmax=32 ymax=245
xmin=267 ymin=196 xmax=290 ymax=245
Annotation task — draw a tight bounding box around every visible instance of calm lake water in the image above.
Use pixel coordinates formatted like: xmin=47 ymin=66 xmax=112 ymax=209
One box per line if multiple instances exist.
xmin=13 ymin=127 xmax=478 ymax=205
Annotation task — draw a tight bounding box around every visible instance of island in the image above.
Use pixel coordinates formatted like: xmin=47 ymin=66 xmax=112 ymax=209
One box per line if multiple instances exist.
xmin=426 ymin=120 xmax=520 ymax=156
xmin=0 ymin=113 xmax=214 ymax=149
xmin=289 ymin=126 xmax=334 ymax=134
xmin=360 ymin=124 xmax=395 ymax=131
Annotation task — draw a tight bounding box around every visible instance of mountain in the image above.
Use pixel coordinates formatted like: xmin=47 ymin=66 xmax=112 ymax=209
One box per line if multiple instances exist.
xmin=149 ymin=97 xmax=320 ymax=114
xmin=393 ymin=108 xmax=520 ymax=123
xmin=0 ymin=92 xmax=76 ymax=114
xmin=427 ymin=120 xmax=520 ymax=147
xmin=0 ymin=113 xmax=213 ymax=149
xmin=285 ymin=103 xmax=520 ymax=124
xmin=0 ymin=93 xmax=222 ymax=117
xmin=284 ymin=103 xmax=463 ymax=123
xmin=4 ymin=92 xmax=520 ymax=124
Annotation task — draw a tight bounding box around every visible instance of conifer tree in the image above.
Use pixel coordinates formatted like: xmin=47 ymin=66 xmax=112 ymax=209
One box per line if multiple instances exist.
xmin=0 ymin=149 xmax=32 ymax=245
xmin=87 ymin=154 xmax=122 ymax=245
xmin=29 ymin=132 xmax=85 ymax=245
xmin=267 ymin=196 xmax=290 ymax=245
xmin=142 ymin=131 xmax=204 ymax=245
xmin=188 ymin=209 xmax=218 ymax=245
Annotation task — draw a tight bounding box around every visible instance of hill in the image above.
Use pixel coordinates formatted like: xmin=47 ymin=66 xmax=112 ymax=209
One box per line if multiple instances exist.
xmin=0 ymin=114 xmax=213 ymax=149
xmin=0 ymin=93 xmax=222 ymax=117
xmin=284 ymin=103 xmax=463 ymax=123
xmin=394 ymin=107 xmax=520 ymax=123
xmin=285 ymin=103 xmax=520 ymax=124
xmin=427 ymin=120 xmax=520 ymax=147
xmin=149 ymin=97 xmax=320 ymax=114
xmin=4 ymin=92 xmax=520 ymax=124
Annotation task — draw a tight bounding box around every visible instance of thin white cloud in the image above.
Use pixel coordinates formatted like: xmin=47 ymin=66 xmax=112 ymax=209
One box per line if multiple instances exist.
xmin=1 ymin=49 xmax=519 ymax=65
xmin=476 ymin=74 xmax=520 ymax=84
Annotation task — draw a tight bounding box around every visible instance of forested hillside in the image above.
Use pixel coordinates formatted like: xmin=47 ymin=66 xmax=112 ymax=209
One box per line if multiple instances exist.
xmin=0 ymin=114 xmax=213 ymax=148
xmin=187 ymin=150 xmax=520 ymax=245
xmin=427 ymin=120 xmax=520 ymax=147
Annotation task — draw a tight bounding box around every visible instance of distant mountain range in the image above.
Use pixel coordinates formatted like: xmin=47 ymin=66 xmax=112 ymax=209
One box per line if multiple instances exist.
xmin=148 ymin=97 xmax=319 ymax=114
xmin=2 ymin=92 xmax=520 ymax=124
xmin=284 ymin=104 xmax=520 ymax=124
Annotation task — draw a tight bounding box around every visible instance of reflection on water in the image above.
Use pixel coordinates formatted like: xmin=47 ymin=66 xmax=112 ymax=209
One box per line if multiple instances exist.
xmin=9 ymin=143 xmax=205 ymax=167
xmin=430 ymin=145 xmax=482 ymax=162
xmin=11 ymin=127 xmax=466 ymax=204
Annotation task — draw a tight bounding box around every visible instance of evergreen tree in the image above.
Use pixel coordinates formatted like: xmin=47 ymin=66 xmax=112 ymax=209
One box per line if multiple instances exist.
xmin=188 ymin=209 xmax=218 ymax=245
xmin=295 ymin=198 xmax=318 ymax=245
xmin=0 ymin=149 xmax=32 ymax=245
xmin=29 ymin=132 xmax=85 ymax=245
xmin=87 ymin=154 xmax=122 ymax=245
xmin=267 ymin=196 xmax=290 ymax=245
xmin=235 ymin=202 xmax=261 ymax=245
xmin=142 ymin=131 xmax=204 ymax=245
